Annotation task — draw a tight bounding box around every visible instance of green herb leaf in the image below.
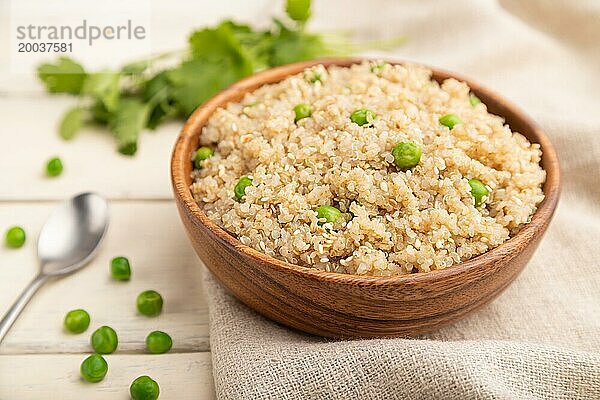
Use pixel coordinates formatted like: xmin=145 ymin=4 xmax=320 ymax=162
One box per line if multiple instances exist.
xmin=108 ymin=98 xmax=150 ymax=155
xmin=177 ymin=21 xmax=258 ymax=116
xmin=59 ymin=106 xmax=86 ymax=140
xmin=141 ymin=71 xmax=175 ymax=129
xmin=90 ymin=101 xmax=111 ymax=124
xmin=168 ymin=58 xmax=243 ymax=116
xmin=188 ymin=21 xmax=255 ymax=76
xmin=146 ymin=102 xmax=177 ymax=130
xmin=218 ymin=21 xmax=273 ymax=70
xmin=82 ymin=72 xmax=120 ymax=111
xmin=269 ymin=19 xmax=329 ymax=66
xmin=142 ymin=71 xmax=170 ymax=103
xmin=37 ymin=57 xmax=87 ymax=94
xmin=121 ymin=60 xmax=151 ymax=75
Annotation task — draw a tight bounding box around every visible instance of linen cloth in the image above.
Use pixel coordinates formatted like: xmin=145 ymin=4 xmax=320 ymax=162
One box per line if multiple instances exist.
xmin=202 ymin=0 xmax=600 ymax=398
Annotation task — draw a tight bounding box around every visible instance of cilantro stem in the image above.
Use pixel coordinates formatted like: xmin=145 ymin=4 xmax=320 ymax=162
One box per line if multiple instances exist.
xmin=146 ymin=86 xmax=169 ymax=109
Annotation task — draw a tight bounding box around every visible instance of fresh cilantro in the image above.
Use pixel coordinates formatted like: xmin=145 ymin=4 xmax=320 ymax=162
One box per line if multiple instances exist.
xmin=120 ymin=60 xmax=151 ymax=75
xmin=90 ymin=101 xmax=111 ymax=125
xmin=59 ymin=106 xmax=86 ymax=140
xmin=82 ymin=72 xmax=120 ymax=111
xmin=269 ymin=18 xmax=332 ymax=66
xmin=109 ymin=98 xmax=150 ymax=155
xmin=36 ymin=0 xmax=404 ymax=155
xmin=168 ymin=58 xmax=247 ymax=117
xmin=38 ymin=57 xmax=87 ymax=94
xmin=142 ymin=71 xmax=176 ymax=130
xmin=188 ymin=21 xmax=255 ymax=77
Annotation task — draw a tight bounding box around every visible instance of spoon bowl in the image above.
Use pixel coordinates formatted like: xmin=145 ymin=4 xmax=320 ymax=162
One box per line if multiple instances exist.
xmin=38 ymin=193 xmax=109 ymax=276
xmin=0 ymin=192 xmax=109 ymax=344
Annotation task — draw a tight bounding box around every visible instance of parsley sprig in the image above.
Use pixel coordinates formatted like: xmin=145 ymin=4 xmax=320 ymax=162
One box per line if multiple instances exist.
xmin=37 ymin=0 xmax=404 ymax=155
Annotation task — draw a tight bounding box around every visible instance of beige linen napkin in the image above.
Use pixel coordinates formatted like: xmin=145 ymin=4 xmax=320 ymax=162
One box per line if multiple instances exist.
xmin=202 ymin=0 xmax=600 ymax=398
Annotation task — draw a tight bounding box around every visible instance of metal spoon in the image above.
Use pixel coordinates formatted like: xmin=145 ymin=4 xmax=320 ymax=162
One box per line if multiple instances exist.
xmin=0 ymin=192 xmax=109 ymax=344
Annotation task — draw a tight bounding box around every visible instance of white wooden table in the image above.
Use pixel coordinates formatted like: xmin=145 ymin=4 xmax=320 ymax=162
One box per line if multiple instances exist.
xmin=0 ymin=82 xmax=220 ymax=397
xmin=0 ymin=1 xmax=287 ymax=397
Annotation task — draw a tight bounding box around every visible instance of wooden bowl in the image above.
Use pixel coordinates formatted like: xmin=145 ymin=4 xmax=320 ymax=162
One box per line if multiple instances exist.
xmin=171 ymin=59 xmax=560 ymax=338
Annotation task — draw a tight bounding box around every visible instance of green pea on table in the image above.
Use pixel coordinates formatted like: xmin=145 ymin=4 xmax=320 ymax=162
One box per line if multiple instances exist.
xmin=130 ymin=375 xmax=160 ymax=400
xmin=80 ymin=354 xmax=108 ymax=383
xmin=5 ymin=226 xmax=26 ymax=248
xmin=45 ymin=156 xmax=63 ymax=177
xmin=146 ymin=331 xmax=173 ymax=354
xmin=64 ymin=309 xmax=91 ymax=334
xmin=137 ymin=290 xmax=164 ymax=317
xmin=90 ymin=326 xmax=118 ymax=354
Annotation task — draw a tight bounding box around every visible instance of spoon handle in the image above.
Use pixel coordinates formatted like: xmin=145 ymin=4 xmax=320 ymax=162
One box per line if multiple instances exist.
xmin=0 ymin=274 xmax=48 ymax=345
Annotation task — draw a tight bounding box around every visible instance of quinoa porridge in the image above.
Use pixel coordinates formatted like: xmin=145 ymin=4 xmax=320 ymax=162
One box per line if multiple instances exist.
xmin=190 ymin=62 xmax=546 ymax=276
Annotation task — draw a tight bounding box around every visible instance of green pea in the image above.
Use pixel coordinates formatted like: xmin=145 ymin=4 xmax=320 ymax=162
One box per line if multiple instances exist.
xmin=285 ymin=0 xmax=311 ymax=22
xmin=110 ymin=256 xmax=131 ymax=281
xmin=91 ymin=326 xmax=118 ymax=354
xmin=392 ymin=142 xmax=422 ymax=170
xmin=307 ymin=72 xmax=321 ymax=83
xmin=46 ymin=157 xmax=63 ymax=177
xmin=293 ymin=103 xmax=312 ymax=123
xmin=316 ymin=205 xmax=342 ymax=225
xmin=137 ymin=290 xmax=163 ymax=317
xmin=130 ymin=376 xmax=160 ymax=400
xmin=469 ymin=94 xmax=481 ymax=106
xmin=439 ymin=114 xmax=462 ymax=129
xmin=80 ymin=354 xmax=108 ymax=383
xmin=468 ymin=179 xmax=490 ymax=206
xmin=64 ymin=309 xmax=91 ymax=334
xmin=370 ymin=62 xmax=386 ymax=73
xmin=234 ymin=176 xmax=253 ymax=201
xmin=145 ymin=331 xmax=173 ymax=354
xmin=5 ymin=226 xmax=26 ymax=248
xmin=350 ymin=109 xmax=376 ymax=126
xmin=194 ymin=147 xmax=214 ymax=169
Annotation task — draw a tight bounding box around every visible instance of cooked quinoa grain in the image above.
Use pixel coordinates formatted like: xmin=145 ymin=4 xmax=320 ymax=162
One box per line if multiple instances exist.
xmin=191 ymin=62 xmax=546 ymax=276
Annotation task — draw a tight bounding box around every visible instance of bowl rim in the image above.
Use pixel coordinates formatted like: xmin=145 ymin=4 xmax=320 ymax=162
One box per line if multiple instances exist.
xmin=171 ymin=58 xmax=561 ymax=286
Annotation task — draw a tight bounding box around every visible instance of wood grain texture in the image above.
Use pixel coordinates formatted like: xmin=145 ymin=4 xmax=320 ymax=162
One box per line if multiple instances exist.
xmin=0 ymin=353 xmax=215 ymax=400
xmin=0 ymin=202 xmax=209 ymax=354
xmin=0 ymin=97 xmax=179 ymax=201
xmin=171 ymin=59 xmax=560 ymax=339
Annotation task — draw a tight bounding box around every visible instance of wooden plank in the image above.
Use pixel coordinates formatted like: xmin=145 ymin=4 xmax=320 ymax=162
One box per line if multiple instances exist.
xmin=0 ymin=96 xmax=180 ymax=201
xmin=0 ymin=352 xmax=215 ymax=399
xmin=0 ymin=201 xmax=210 ymax=354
